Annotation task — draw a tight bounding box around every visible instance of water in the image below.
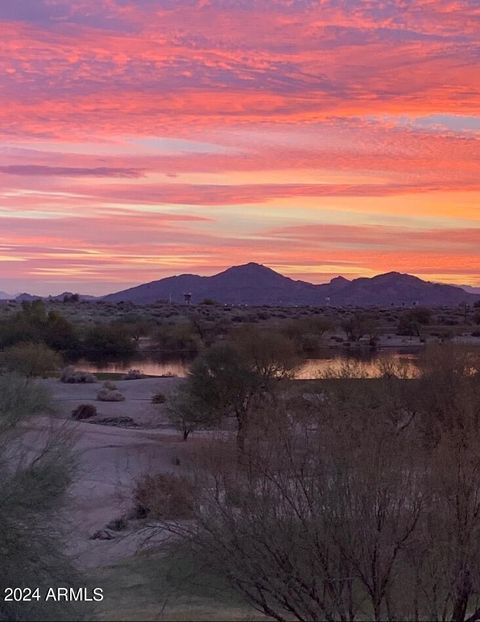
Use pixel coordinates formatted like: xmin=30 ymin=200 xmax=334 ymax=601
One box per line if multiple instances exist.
xmin=74 ymin=350 xmax=420 ymax=380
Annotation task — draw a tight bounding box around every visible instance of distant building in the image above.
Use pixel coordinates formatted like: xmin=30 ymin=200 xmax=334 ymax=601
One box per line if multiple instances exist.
xmin=184 ymin=292 xmax=192 ymax=305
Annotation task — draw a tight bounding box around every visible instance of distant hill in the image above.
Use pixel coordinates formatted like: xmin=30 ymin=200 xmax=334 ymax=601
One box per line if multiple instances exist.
xmin=46 ymin=292 xmax=97 ymax=302
xmin=462 ymin=285 xmax=480 ymax=295
xmin=103 ymin=263 xmax=478 ymax=307
xmin=0 ymin=291 xmax=97 ymax=303
xmin=15 ymin=292 xmax=43 ymax=302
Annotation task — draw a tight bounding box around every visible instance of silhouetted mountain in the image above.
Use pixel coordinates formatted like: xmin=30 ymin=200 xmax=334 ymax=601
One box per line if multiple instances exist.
xmin=103 ymin=263 xmax=478 ymax=306
xmin=462 ymin=285 xmax=480 ymax=295
xmin=1 ymin=291 xmax=96 ymax=302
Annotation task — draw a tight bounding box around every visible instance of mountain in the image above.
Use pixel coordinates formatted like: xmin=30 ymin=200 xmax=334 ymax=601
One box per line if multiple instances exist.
xmin=104 ymin=263 xmax=319 ymax=305
xmin=462 ymin=285 xmax=480 ymax=295
xmin=103 ymin=263 xmax=478 ymax=306
xmin=0 ymin=291 xmax=96 ymax=302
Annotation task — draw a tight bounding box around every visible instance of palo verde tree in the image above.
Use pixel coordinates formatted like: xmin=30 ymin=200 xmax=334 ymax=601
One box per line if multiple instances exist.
xmin=0 ymin=374 xmax=84 ymax=621
xmin=167 ymin=329 xmax=298 ymax=450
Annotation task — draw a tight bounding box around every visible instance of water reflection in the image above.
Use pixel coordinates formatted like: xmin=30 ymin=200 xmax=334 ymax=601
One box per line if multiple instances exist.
xmin=74 ymin=350 xmax=419 ymax=380
xmin=296 ymin=352 xmax=419 ymax=379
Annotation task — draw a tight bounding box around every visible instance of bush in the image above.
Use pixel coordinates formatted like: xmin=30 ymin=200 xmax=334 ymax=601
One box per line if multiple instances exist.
xmin=71 ymin=404 xmax=97 ymax=420
xmin=122 ymin=368 xmax=144 ymax=380
xmin=151 ymin=391 xmax=166 ymax=404
xmin=1 ymin=342 xmax=62 ymax=377
xmin=133 ymin=473 xmax=195 ymax=520
xmin=60 ymin=366 xmax=97 ymax=383
xmin=97 ymin=388 xmax=125 ymax=402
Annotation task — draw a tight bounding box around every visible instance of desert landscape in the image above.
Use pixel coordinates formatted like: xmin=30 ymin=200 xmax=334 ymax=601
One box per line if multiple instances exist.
xmin=3 ymin=291 xmax=480 ymax=620
xmin=2 ymin=0 xmax=480 ymax=620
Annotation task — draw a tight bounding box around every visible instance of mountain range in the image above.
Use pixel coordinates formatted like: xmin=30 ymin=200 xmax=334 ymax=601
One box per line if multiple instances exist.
xmin=102 ymin=263 xmax=479 ymax=307
xmin=1 ymin=264 xmax=478 ymax=306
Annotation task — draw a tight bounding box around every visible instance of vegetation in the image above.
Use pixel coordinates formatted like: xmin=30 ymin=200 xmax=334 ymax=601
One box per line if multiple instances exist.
xmin=0 ymin=300 xmax=79 ymax=352
xmin=0 ymin=374 xmax=83 ymax=621
xmin=3 ymin=293 xmax=480 ymax=620
xmin=133 ymin=473 xmax=195 ymax=520
xmin=82 ymin=323 xmax=137 ymax=358
xmin=153 ymin=345 xmax=480 ymax=622
xmin=166 ymin=329 xmax=298 ymax=449
xmin=1 ymin=341 xmax=63 ymax=377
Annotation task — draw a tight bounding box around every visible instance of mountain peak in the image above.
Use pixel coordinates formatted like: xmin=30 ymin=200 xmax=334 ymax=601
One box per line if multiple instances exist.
xmin=221 ymin=262 xmax=276 ymax=275
xmin=330 ymin=275 xmax=350 ymax=284
xmin=372 ymin=271 xmax=420 ymax=282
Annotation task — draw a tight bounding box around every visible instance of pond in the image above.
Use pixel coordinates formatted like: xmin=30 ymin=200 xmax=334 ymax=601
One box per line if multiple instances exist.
xmin=74 ymin=349 xmax=421 ymax=380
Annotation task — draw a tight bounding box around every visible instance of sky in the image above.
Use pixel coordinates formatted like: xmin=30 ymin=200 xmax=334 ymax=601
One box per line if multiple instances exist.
xmin=0 ymin=0 xmax=479 ymax=296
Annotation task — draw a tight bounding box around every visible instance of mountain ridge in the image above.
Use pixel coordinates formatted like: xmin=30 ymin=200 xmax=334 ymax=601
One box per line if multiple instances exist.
xmin=102 ymin=263 xmax=479 ymax=306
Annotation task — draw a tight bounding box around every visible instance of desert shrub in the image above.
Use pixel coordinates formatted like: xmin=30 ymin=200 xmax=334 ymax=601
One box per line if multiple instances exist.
xmin=122 ymin=368 xmax=144 ymax=380
xmin=151 ymin=391 xmax=166 ymax=404
xmin=133 ymin=473 xmax=195 ymax=520
xmin=97 ymin=388 xmax=125 ymax=402
xmin=60 ymin=366 xmax=97 ymax=383
xmin=71 ymin=404 xmax=97 ymax=420
xmin=1 ymin=342 xmax=62 ymax=377
xmin=106 ymin=517 xmax=128 ymax=531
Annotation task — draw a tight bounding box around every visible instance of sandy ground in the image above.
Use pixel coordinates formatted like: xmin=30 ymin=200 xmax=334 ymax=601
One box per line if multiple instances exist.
xmin=28 ymin=378 xmax=191 ymax=569
xmin=43 ymin=377 xmax=181 ymax=428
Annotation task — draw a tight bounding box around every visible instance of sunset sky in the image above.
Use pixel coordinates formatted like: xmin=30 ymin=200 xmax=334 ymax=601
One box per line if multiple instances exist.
xmin=1 ymin=0 xmax=479 ymax=295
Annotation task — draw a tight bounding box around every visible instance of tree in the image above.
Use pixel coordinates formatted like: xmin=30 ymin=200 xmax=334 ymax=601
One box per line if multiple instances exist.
xmin=187 ymin=342 xmax=261 ymax=452
xmin=0 ymin=374 xmax=83 ymax=621
xmin=397 ymin=307 xmax=433 ymax=337
xmin=341 ymin=313 xmax=376 ymax=342
xmin=83 ymin=323 xmax=137 ymax=358
xmin=166 ymin=384 xmax=220 ymax=440
xmin=159 ymin=406 xmax=423 ymax=622
xmin=156 ymin=345 xmax=480 ymax=621
xmin=233 ymin=328 xmax=300 ymax=386
xmin=0 ymin=301 xmax=78 ymax=352
xmin=181 ymin=329 xmax=298 ymax=450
